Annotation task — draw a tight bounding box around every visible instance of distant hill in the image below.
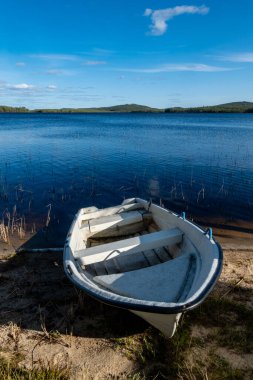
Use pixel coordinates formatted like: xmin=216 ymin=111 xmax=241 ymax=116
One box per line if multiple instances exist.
xmin=0 ymin=103 xmax=161 ymax=113
xmin=34 ymin=104 xmax=162 ymax=113
xmin=165 ymin=101 xmax=253 ymax=113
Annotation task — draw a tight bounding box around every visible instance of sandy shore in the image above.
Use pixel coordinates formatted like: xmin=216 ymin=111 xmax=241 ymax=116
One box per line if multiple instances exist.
xmin=0 ymin=216 xmax=252 ymax=379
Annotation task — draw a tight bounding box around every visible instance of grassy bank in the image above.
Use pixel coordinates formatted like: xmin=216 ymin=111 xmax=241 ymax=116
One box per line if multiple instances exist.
xmin=0 ymin=224 xmax=253 ymax=379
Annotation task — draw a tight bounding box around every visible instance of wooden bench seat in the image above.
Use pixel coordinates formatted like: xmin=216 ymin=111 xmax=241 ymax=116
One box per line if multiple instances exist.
xmin=80 ymin=202 xmax=143 ymax=223
xmin=80 ymin=210 xmax=152 ymax=239
xmin=76 ymin=228 xmax=183 ymax=265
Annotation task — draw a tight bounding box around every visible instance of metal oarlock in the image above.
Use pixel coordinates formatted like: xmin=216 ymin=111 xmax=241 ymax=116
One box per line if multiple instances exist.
xmin=204 ymin=227 xmax=213 ymax=240
xmin=180 ymin=211 xmax=186 ymax=220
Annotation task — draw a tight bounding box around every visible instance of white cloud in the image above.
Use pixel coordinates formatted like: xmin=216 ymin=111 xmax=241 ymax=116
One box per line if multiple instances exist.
xmin=144 ymin=5 xmax=209 ymax=36
xmin=83 ymin=60 xmax=106 ymax=66
xmin=220 ymin=52 xmax=253 ymax=62
xmin=47 ymin=85 xmax=57 ymax=90
xmin=0 ymin=81 xmax=104 ymax=108
xmin=118 ymin=63 xmax=234 ymax=73
xmin=0 ymin=82 xmax=36 ymax=92
xmin=9 ymin=83 xmax=35 ymax=89
xmin=144 ymin=9 xmax=152 ymax=17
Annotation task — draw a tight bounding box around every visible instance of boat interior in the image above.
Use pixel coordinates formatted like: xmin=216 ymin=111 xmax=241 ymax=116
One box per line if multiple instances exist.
xmin=76 ymin=203 xmax=184 ymax=269
xmin=67 ymin=199 xmax=202 ymax=304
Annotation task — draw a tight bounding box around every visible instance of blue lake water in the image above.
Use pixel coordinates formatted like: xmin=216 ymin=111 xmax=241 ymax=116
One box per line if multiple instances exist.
xmin=0 ymin=113 xmax=253 ymax=229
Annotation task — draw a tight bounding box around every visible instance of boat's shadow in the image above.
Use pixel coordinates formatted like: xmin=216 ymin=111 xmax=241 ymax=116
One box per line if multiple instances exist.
xmin=0 ymin=231 xmax=148 ymax=339
xmin=2 ymin=228 xmax=250 ymax=340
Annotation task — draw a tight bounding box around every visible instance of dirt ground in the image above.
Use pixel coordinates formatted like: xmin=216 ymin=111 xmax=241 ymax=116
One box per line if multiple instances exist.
xmin=0 ymin=218 xmax=252 ymax=379
xmin=0 ymin=241 xmax=137 ymax=379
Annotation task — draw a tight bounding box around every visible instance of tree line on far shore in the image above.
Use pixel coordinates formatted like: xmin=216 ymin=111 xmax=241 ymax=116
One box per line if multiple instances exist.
xmin=0 ymin=106 xmax=29 ymax=113
xmin=1 ymin=101 xmax=253 ymax=114
xmin=165 ymin=102 xmax=253 ymax=113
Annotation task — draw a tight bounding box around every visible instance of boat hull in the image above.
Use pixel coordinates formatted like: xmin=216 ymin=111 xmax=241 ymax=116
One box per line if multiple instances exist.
xmin=131 ymin=310 xmax=182 ymax=337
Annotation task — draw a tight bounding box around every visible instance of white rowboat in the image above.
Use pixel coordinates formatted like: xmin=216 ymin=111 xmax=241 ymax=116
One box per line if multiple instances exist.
xmin=63 ymin=198 xmax=223 ymax=337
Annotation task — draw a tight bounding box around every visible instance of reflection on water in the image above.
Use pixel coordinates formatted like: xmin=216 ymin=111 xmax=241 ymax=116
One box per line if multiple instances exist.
xmin=0 ymin=112 xmax=253 ymax=231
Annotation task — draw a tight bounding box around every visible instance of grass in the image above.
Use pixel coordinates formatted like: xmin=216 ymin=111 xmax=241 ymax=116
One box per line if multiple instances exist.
xmin=115 ymin=320 xmax=192 ymax=379
xmin=177 ymin=352 xmax=251 ymax=380
xmin=115 ymin=294 xmax=253 ymax=380
xmin=0 ymin=321 xmax=70 ymax=379
xmin=0 ymin=356 xmax=69 ymax=380
xmin=115 ymin=328 xmax=164 ymax=364
xmin=191 ymin=296 xmax=253 ymax=353
xmin=208 ymin=353 xmax=249 ymax=380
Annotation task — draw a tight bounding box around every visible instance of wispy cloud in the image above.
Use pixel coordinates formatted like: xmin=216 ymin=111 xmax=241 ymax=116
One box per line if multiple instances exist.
xmin=47 ymin=84 xmax=57 ymax=90
xmin=83 ymin=60 xmax=106 ymax=66
xmin=15 ymin=62 xmax=26 ymax=67
xmin=0 ymin=81 xmax=58 ymax=93
xmin=46 ymin=69 xmax=74 ymax=76
xmin=0 ymin=80 xmax=103 ymax=108
xmin=219 ymin=52 xmax=253 ymax=62
xmin=76 ymin=48 xmax=113 ymax=57
xmin=112 ymin=95 xmax=126 ymax=99
xmin=118 ymin=63 xmax=234 ymax=73
xmin=0 ymin=82 xmax=35 ymax=90
xmin=144 ymin=5 xmax=209 ymax=36
xmin=11 ymin=83 xmax=35 ymax=89
xmin=30 ymin=54 xmax=78 ymax=61
xmin=93 ymin=48 xmax=113 ymax=55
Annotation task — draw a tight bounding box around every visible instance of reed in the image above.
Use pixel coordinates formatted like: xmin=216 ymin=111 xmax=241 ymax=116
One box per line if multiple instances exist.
xmin=0 ymin=207 xmax=27 ymax=242
xmin=0 ymin=222 xmax=9 ymax=244
xmin=45 ymin=204 xmax=51 ymax=227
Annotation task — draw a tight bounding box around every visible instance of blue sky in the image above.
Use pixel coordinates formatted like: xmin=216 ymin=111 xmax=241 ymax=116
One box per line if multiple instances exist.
xmin=0 ymin=0 xmax=253 ymax=109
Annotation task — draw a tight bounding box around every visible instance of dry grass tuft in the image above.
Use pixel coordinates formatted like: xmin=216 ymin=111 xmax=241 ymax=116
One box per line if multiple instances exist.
xmin=0 ymin=355 xmax=69 ymax=380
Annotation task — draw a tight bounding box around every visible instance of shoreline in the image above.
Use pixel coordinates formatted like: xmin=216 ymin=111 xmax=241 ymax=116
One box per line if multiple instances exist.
xmin=1 ymin=210 xmax=253 ymax=255
xmin=0 ymin=215 xmax=252 ymax=379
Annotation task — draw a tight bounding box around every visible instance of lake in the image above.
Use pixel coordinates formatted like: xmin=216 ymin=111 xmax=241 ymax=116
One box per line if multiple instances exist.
xmin=0 ymin=113 xmax=253 ymax=232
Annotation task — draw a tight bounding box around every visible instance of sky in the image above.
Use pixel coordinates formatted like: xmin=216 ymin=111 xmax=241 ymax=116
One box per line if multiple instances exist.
xmin=0 ymin=0 xmax=253 ymax=109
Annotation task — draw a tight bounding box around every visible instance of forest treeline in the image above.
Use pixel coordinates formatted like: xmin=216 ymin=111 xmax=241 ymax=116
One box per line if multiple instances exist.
xmin=1 ymin=102 xmax=253 ymax=113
